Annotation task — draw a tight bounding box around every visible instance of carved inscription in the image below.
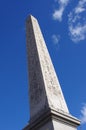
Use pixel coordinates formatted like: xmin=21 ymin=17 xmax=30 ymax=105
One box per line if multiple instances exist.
xmin=32 ymin=18 xmax=68 ymax=111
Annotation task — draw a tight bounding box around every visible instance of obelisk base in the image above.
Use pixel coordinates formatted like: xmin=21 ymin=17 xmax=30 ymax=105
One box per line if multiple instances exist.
xmin=23 ymin=109 xmax=80 ymax=130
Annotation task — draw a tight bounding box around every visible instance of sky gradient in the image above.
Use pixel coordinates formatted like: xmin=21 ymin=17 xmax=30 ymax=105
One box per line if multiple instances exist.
xmin=0 ymin=0 xmax=86 ymax=130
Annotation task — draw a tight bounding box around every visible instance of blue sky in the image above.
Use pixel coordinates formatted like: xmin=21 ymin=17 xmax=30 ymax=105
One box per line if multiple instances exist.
xmin=0 ymin=0 xmax=86 ymax=130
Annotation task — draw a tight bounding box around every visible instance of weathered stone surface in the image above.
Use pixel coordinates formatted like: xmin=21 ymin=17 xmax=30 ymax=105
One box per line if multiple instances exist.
xmin=23 ymin=15 xmax=80 ymax=130
xmin=23 ymin=109 xmax=80 ymax=130
xmin=26 ymin=15 xmax=69 ymax=120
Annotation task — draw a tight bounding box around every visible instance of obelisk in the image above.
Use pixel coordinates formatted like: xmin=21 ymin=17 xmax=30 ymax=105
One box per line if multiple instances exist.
xmin=23 ymin=15 xmax=80 ymax=130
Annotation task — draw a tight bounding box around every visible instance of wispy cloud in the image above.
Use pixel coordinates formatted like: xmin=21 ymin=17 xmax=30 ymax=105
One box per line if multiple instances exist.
xmin=52 ymin=34 xmax=60 ymax=44
xmin=68 ymin=0 xmax=86 ymax=43
xmin=80 ymin=104 xmax=86 ymax=124
xmin=69 ymin=24 xmax=86 ymax=43
xmin=52 ymin=0 xmax=69 ymax=21
xmin=75 ymin=0 xmax=86 ymax=14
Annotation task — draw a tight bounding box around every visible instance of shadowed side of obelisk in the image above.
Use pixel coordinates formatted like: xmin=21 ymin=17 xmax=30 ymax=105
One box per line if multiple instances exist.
xmin=26 ymin=15 xmax=50 ymax=123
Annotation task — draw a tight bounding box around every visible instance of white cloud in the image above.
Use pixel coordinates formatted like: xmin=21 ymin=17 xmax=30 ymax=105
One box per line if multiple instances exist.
xmin=69 ymin=24 xmax=86 ymax=43
xmin=75 ymin=0 xmax=86 ymax=13
xmin=53 ymin=8 xmax=64 ymax=21
xmin=80 ymin=104 xmax=86 ymax=124
xmin=52 ymin=34 xmax=60 ymax=44
xmin=75 ymin=7 xmax=85 ymax=14
xmin=68 ymin=0 xmax=86 ymax=43
xmin=52 ymin=0 xmax=69 ymax=21
xmin=58 ymin=0 xmax=69 ymax=5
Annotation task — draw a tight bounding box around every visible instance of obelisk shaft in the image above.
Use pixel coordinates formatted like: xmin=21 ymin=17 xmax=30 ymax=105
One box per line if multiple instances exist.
xmin=26 ymin=15 xmax=69 ymax=121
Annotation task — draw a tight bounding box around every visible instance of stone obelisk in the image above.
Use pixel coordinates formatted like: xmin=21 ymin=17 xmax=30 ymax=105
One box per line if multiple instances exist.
xmin=23 ymin=15 xmax=80 ymax=130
